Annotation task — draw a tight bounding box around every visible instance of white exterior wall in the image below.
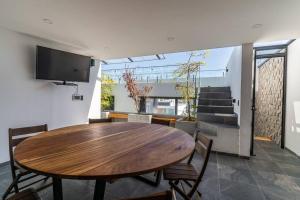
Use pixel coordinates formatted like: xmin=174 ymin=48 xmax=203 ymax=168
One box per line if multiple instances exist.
xmin=226 ymin=46 xmax=242 ymax=125
xmin=286 ymin=39 xmax=300 ymax=156
xmin=112 ymin=82 xmax=181 ymax=113
xmin=239 ymin=43 xmax=254 ymax=157
xmin=112 ymin=77 xmax=231 ymax=113
xmin=0 ymin=28 xmax=100 ymax=163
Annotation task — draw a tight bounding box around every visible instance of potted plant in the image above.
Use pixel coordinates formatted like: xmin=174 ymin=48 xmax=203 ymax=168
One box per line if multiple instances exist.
xmin=122 ymin=70 xmax=153 ymax=122
xmin=174 ymin=51 xmax=207 ymax=135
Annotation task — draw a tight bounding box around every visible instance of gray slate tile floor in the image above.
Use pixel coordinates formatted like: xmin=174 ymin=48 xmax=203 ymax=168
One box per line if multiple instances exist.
xmin=0 ymin=140 xmax=300 ymax=200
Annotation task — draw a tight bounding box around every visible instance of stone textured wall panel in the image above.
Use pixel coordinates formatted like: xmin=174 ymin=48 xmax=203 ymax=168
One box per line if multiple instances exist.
xmin=254 ymin=57 xmax=284 ymax=144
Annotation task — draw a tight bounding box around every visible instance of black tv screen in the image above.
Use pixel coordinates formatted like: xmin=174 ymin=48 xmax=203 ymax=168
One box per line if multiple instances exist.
xmin=36 ymin=46 xmax=91 ymax=82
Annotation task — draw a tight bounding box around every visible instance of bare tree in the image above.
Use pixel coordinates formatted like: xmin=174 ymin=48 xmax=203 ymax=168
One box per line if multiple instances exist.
xmin=122 ymin=70 xmax=152 ymax=113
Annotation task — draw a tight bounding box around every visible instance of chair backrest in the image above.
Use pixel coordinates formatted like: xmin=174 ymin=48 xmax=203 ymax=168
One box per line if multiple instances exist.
xmin=89 ymin=118 xmax=112 ymax=124
xmin=128 ymin=114 xmax=152 ymax=123
xmin=8 ymin=124 xmax=48 ymax=168
xmin=122 ymin=191 xmax=172 ymax=200
xmin=151 ymin=117 xmax=171 ymax=126
xmin=187 ymin=129 xmax=213 ymax=198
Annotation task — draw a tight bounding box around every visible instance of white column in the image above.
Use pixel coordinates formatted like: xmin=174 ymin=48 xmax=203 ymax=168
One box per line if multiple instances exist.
xmin=239 ymin=43 xmax=254 ymax=157
xmin=88 ymin=60 xmax=101 ymax=119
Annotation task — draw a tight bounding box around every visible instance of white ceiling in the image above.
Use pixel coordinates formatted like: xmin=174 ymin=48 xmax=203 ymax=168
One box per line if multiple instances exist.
xmin=0 ymin=0 xmax=299 ymax=59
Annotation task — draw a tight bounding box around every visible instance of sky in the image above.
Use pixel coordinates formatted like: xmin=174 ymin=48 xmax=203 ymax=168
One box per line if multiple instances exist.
xmin=100 ymin=39 xmax=291 ymax=83
xmin=100 ymin=46 xmax=235 ymax=82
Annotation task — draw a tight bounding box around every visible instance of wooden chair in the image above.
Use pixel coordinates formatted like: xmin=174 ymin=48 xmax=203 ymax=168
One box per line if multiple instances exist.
xmin=122 ymin=191 xmax=173 ymax=200
xmin=7 ymin=188 xmax=40 ymax=200
xmin=3 ymin=125 xmax=51 ymax=200
xmin=128 ymin=114 xmax=152 ymax=123
xmin=163 ymin=129 xmax=213 ymax=200
xmin=151 ymin=117 xmax=171 ymax=126
xmin=89 ymin=118 xmax=112 ymax=124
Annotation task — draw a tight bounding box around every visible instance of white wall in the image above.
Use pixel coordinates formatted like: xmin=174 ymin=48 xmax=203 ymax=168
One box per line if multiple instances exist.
xmin=239 ymin=43 xmax=253 ymax=157
xmin=199 ymin=77 xmax=229 ymax=87
xmin=286 ymin=39 xmax=300 ymax=156
xmin=0 ymin=28 xmax=100 ymax=163
xmin=226 ymin=46 xmax=242 ymax=125
xmin=112 ymin=82 xmax=181 ymax=113
xmin=112 ymin=76 xmax=235 ymax=113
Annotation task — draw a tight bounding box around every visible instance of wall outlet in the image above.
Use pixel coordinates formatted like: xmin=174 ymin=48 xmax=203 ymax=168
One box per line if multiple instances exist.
xmin=72 ymin=94 xmax=83 ymax=101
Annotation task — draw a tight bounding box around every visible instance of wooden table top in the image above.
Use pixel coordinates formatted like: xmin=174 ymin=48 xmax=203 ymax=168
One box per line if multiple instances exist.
xmin=14 ymin=122 xmax=195 ymax=180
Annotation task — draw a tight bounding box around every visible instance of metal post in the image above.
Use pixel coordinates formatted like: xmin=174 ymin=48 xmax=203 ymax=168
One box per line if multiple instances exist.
xmin=93 ymin=180 xmax=106 ymax=200
xmin=53 ymin=177 xmax=63 ymax=200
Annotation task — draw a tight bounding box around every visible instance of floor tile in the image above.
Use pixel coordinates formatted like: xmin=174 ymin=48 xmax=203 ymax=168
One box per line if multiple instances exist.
xmin=277 ymin=163 xmax=300 ymax=178
xmin=268 ymin=152 xmax=300 ymax=165
xmin=261 ymin=186 xmax=297 ymax=200
xmin=247 ymin=159 xmax=283 ymax=174
xmin=250 ymin=170 xmax=299 ymax=194
xmin=217 ymin=154 xmax=248 ymax=169
xmin=220 ymin=179 xmax=265 ymax=200
xmin=219 ymin=165 xmax=257 ymax=186
xmin=1 ymin=141 xmax=300 ymax=200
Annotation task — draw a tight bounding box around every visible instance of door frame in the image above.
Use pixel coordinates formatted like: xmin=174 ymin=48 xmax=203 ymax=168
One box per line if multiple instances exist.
xmin=250 ymin=42 xmax=294 ymax=155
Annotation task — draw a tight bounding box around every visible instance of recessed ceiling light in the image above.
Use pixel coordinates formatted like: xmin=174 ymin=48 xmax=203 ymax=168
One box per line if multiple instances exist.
xmin=252 ymin=24 xmax=263 ymax=29
xmin=167 ymin=36 xmax=175 ymax=42
xmin=42 ymin=18 xmax=53 ymax=24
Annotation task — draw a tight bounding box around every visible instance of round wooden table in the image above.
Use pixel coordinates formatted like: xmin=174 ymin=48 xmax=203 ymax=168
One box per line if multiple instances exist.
xmin=14 ymin=122 xmax=195 ymax=200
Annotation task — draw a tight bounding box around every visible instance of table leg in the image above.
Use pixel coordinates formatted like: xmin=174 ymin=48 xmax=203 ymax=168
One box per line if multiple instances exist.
xmin=93 ymin=180 xmax=106 ymax=200
xmin=52 ymin=177 xmax=63 ymax=200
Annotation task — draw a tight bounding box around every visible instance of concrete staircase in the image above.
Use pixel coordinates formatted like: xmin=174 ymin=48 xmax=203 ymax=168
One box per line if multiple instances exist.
xmin=197 ymin=87 xmax=238 ymax=126
xmin=197 ymin=87 xmax=240 ymax=155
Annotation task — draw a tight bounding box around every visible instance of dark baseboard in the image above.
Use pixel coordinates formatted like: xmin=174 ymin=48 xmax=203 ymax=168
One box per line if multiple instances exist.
xmin=285 ymin=147 xmax=300 ymax=159
xmin=0 ymin=161 xmax=9 ymax=167
xmin=212 ymin=151 xmax=250 ymax=160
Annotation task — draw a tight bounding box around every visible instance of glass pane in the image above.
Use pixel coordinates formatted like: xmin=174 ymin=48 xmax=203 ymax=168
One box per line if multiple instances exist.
xmin=254 ymin=40 xmax=290 ymax=47
xmin=177 ymin=99 xmax=194 ymax=116
xmin=177 ymin=99 xmax=187 ymax=116
xmin=256 ymin=58 xmax=268 ymax=67
xmin=146 ymin=98 xmax=175 ymax=115
xmin=256 ymin=49 xmax=286 ymax=56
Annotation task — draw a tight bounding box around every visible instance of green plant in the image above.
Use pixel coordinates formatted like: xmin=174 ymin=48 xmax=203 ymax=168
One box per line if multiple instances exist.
xmin=175 ymin=51 xmax=207 ymax=121
xmin=101 ymin=75 xmax=115 ymax=111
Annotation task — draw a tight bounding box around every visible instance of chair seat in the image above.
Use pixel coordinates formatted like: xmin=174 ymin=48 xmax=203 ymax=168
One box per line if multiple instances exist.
xmin=163 ymin=163 xmax=198 ymax=181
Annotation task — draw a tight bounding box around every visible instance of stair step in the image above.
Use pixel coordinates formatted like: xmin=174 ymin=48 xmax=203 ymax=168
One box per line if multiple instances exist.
xmin=198 ymin=98 xmax=232 ymax=106
xmin=200 ymin=87 xmax=230 ymax=93
xmin=199 ymin=92 xmax=231 ymax=99
xmin=197 ymin=113 xmax=238 ymax=126
xmin=197 ymin=105 xmax=234 ymax=114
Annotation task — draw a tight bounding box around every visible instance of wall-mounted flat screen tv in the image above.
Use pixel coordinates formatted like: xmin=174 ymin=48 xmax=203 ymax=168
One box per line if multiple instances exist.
xmin=36 ymin=46 xmax=91 ymax=82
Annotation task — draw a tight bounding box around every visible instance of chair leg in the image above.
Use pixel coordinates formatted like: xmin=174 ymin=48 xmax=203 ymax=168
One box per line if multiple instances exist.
xmin=171 ymin=188 xmax=177 ymax=200
xmin=180 ymin=181 xmax=186 ymax=194
xmin=169 ymin=181 xmax=191 ymax=200
xmin=197 ymin=190 xmax=202 ymax=197
xmin=11 ymin=172 xmax=19 ymax=194
xmin=2 ymin=174 xmax=22 ymax=200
